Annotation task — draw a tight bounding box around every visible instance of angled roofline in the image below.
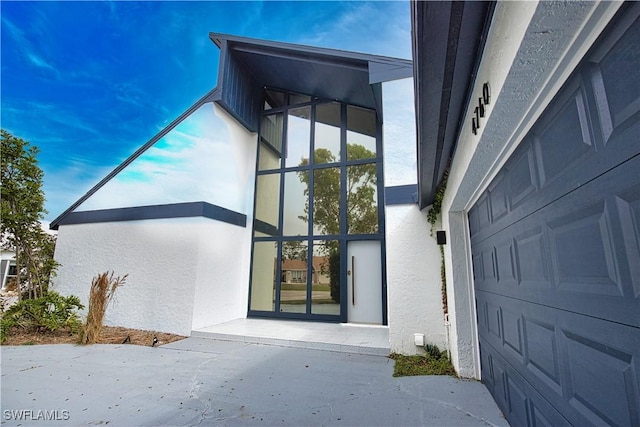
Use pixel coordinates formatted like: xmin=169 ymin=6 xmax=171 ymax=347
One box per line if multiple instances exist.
xmin=209 ymin=32 xmax=413 ymax=82
xmin=50 ymin=87 xmax=220 ymax=230
xmin=52 ymin=34 xmax=414 ymax=230
xmin=210 ymin=32 xmax=412 ymax=131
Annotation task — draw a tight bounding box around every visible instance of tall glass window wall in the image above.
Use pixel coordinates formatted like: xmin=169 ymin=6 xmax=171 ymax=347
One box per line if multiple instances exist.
xmin=250 ymin=89 xmax=384 ymax=320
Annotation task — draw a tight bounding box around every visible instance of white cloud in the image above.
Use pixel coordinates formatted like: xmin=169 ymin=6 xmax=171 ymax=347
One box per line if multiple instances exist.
xmin=3 ymin=15 xmax=61 ymax=78
xmin=297 ymin=2 xmax=411 ymax=59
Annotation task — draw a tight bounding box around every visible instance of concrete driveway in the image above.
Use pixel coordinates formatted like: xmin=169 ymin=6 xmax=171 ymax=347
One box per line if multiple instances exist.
xmin=1 ymin=337 xmax=508 ymax=426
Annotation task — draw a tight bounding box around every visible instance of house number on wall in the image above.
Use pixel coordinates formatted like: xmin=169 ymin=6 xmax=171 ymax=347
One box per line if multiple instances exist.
xmin=471 ymin=83 xmax=491 ymax=135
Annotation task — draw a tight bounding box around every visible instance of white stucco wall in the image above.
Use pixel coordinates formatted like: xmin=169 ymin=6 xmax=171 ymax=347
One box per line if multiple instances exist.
xmin=190 ymin=219 xmax=253 ymax=331
xmin=381 ymin=76 xmax=445 ymax=354
xmin=53 ymin=217 xmax=253 ymax=336
xmin=53 ymin=99 xmax=258 ymax=336
xmin=385 ymin=204 xmax=446 ymax=355
xmin=440 ymin=1 xmax=623 ymax=378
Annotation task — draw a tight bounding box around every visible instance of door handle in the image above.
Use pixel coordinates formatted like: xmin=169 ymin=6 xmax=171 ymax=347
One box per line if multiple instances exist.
xmin=351 ymin=255 xmax=355 ymax=306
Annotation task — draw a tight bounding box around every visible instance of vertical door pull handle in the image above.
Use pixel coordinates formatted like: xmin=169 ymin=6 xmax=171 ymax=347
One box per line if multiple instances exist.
xmin=351 ymin=255 xmax=355 ymax=306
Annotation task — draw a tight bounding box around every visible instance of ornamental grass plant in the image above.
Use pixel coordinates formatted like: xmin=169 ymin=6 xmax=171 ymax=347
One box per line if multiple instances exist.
xmin=80 ymin=271 xmax=127 ymax=345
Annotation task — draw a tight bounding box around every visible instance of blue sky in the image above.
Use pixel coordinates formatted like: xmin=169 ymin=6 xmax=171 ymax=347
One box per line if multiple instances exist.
xmin=1 ymin=1 xmax=411 ymax=222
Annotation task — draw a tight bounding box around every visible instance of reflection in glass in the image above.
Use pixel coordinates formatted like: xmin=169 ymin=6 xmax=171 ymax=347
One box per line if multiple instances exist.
xmin=283 ymin=172 xmax=308 ymax=236
xmin=264 ymin=89 xmax=286 ymax=110
xmin=250 ymin=241 xmax=277 ymax=312
xmin=261 ymin=113 xmax=284 ymax=153
xmin=279 ymin=241 xmax=308 ymax=314
xmin=311 ymin=240 xmax=340 ymax=315
xmin=347 ymin=105 xmax=376 ymax=159
xmin=286 ymin=106 xmax=311 ymax=168
xmin=312 ymin=167 xmax=341 ymax=236
xmin=254 ymin=173 xmax=280 ymax=235
xmin=314 ymin=102 xmax=341 ymax=163
xmin=258 ymin=143 xmax=280 ymax=171
xmin=290 ymin=92 xmax=311 ymax=105
xmin=347 ymin=164 xmax=378 ymax=234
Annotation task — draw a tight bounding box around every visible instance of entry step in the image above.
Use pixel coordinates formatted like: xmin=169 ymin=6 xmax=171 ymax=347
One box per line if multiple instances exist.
xmin=191 ymin=318 xmax=390 ymax=356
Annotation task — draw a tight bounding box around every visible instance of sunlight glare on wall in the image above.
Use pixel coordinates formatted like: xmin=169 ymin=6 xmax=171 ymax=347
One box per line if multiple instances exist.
xmin=76 ymin=103 xmax=245 ymax=213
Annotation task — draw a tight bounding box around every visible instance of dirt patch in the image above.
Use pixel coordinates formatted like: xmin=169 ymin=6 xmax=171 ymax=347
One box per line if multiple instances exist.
xmin=2 ymin=326 xmax=186 ymax=347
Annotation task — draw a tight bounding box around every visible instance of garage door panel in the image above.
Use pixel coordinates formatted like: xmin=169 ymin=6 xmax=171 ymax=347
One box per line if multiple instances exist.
xmin=514 ymin=226 xmax=549 ymax=287
xmin=507 ymin=143 xmax=539 ymax=211
xmin=489 ymin=173 xmax=509 ymax=222
xmin=471 ymin=122 xmax=640 ymax=248
xmin=472 ymin=9 xmax=639 ymax=426
xmin=563 ymin=330 xmax=639 ymax=427
xmin=524 ymin=316 xmax=562 ymax=393
xmin=469 ymin=193 xmax=490 ymax=237
xmin=473 ymin=155 xmax=640 ymax=327
xmin=589 ymin=17 xmax=640 ymax=140
xmin=470 ymin=18 xmax=640 ymax=247
xmin=476 ymin=292 xmax=564 ymax=397
xmin=548 ymin=199 xmax=623 ymax=297
xmin=534 ymin=85 xmax=594 ymax=187
xmin=479 ymin=334 xmax=572 ymax=427
xmin=476 ymin=291 xmax=640 ymax=427
xmin=558 ymin=312 xmax=640 ymax=427
xmin=501 ymin=303 xmax=524 ymax=361
xmin=615 ymin=179 xmax=640 ymax=297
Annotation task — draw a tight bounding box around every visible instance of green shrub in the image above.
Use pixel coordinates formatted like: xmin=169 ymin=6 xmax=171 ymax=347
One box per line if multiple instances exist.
xmin=0 ymin=291 xmax=84 ymax=343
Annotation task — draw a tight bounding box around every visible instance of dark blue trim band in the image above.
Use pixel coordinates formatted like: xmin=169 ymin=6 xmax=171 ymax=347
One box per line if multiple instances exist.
xmin=55 ymin=202 xmax=246 ymax=229
xmin=384 ymin=184 xmax=418 ymax=205
xmin=253 ymin=219 xmax=279 ymax=236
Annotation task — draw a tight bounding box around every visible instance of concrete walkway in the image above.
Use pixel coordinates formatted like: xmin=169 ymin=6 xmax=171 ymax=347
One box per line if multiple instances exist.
xmin=192 ymin=318 xmax=390 ymax=356
xmin=1 ymin=338 xmax=508 ymax=426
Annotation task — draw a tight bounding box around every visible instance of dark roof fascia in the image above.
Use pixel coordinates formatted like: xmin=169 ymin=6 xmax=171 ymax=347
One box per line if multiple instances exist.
xmin=210 ymin=32 xmax=411 ymax=127
xmin=57 ymin=202 xmax=246 ymax=229
xmin=50 ymin=88 xmax=221 ymax=230
xmin=413 ymin=1 xmax=495 ymax=209
xmin=209 ymin=32 xmax=413 ymax=77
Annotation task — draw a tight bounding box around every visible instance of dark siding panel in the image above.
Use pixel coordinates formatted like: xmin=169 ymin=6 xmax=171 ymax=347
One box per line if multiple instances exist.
xmin=219 ymin=50 xmax=262 ymax=132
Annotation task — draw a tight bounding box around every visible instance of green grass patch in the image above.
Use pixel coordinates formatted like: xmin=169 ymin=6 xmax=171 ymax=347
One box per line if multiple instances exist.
xmin=389 ymin=352 xmax=457 ymax=377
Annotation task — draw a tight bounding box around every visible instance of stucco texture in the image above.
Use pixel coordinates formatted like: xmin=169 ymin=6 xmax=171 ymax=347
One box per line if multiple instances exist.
xmin=53 ymin=218 xmax=251 ymax=337
xmin=385 ymin=204 xmax=446 ymax=355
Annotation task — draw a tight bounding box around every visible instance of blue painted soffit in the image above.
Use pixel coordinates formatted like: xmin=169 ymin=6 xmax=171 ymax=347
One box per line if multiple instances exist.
xmin=210 ymin=32 xmax=413 ymax=130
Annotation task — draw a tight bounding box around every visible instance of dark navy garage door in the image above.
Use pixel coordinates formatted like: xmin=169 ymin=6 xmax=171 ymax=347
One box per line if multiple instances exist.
xmin=468 ymin=7 xmax=639 ymax=427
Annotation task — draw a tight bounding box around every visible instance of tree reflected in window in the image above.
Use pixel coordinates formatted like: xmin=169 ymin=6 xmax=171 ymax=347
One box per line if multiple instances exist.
xmin=297 ymin=143 xmax=378 ymax=236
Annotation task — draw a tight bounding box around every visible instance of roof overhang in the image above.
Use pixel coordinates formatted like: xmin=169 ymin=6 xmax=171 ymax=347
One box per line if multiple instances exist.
xmin=210 ymin=33 xmax=413 ymax=129
xmin=411 ymin=1 xmax=495 ymax=209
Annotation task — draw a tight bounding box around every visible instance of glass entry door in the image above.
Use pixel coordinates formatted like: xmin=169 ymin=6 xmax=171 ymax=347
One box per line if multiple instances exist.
xmin=278 ymin=240 xmax=340 ymax=316
xmin=249 ymin=89 xmax=385 ymax=322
